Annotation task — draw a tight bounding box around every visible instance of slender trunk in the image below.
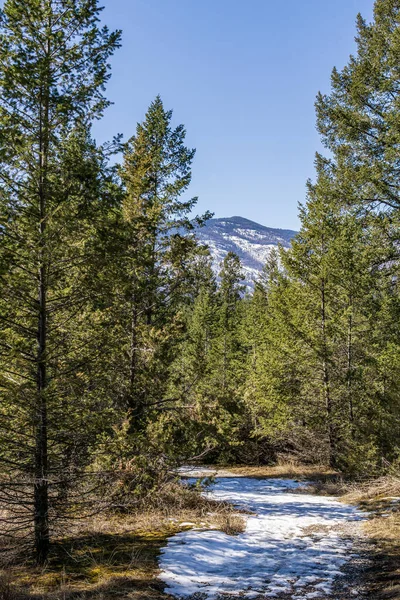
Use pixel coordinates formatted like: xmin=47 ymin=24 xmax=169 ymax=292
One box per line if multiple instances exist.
xmin=145 ymin=170 xmax=159 ymax=327
xmin=222 ymin=313 xmax=227 ymax=392
xmin=145 ymin=234 xmax=156 ymax=326
xmin=129 ymin=299 xmax=138 ymax=394
xmin=34 ymin=28 xmax=51 ymax=566
xmin=347 ymin=305 xmax=354 ymax=426
xmin=35 ymin=251 xmax=49 ymax=564
xmin=321 ymin=280 xmax=335 ymax=467
xmin=128 ymin=288 xmax=143 ymax=430
xmin=35 ymin=147 xmax=50 ymax=564
xmin=322 ymin=357 xmax=335 ymax=467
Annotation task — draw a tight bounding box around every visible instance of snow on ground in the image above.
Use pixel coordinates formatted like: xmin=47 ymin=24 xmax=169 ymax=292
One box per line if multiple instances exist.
xmin=160 ymin=469 xmax=364 ymax=599
xmin=176 ymin=466 xmax=218 ymax=478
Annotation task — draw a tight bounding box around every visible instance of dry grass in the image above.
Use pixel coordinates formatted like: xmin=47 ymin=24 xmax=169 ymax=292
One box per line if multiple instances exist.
xmin=226 ymin=462 xmax=338 ymax=481
xmin=342 ymin=475 xmax=400 ymax=504
xmin=361 ymin=512 xmax=400 ymax=599
xmin=0 ymin=573 xmax=25 ymax=600
xmin=0 ymin=480 xmax=247 ymax=600
xmin=366 ymin=512 xmax=400 ymax=542
xmin=210 ymin=512 xmax=246 ymax=536
xmin=8 ymin=465 xmax=400 ymax=600
xmin=294 ymin=475 xmax=354 ymax=497
xmin=332 ymin=475 xmax=400 ymax=600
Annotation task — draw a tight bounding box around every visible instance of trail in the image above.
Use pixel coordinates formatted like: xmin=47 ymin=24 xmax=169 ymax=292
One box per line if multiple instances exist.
xmin=159 ymin=468 xmax=365 ymax=599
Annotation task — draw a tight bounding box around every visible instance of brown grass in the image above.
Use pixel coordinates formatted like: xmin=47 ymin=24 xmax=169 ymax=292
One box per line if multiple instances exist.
xmin=210 ymin=512 xmax=246 ymax=536
xmin=0 ymin=573 xmax=25 ymax=600
xmin=334 ymin=475 xmax=400 ymax=600
xmin=8 ymin=465 xmax=400 ymax=600
xmin=226 ymin=462 xmax=338 ymax=481
xmin=342 ymin=475 xmax=400 ymax=504
xmin=0 ymin=480 xmax=248 ymax=600
xmin=361 ymin=512 xmax=400 ymax=599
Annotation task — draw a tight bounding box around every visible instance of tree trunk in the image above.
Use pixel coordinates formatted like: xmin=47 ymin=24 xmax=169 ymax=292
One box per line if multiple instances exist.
xmin=34 ymin=28 xmax=51 ymax=564
xmin=321 ymin=280 xmax=336 ymax=468
xmin=347 ymin=307 xmax=354 ymax=426
xmin=322 ymin=357 xmax=336 ymax=468
xmin=128 ymin=291 xmax=144 ymax=430
xmin=35 ymin=168 xmax=49 ymax=564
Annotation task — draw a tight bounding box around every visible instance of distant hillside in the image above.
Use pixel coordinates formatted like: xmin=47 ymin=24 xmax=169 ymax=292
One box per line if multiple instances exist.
xmin=196 ymin=216 xmax=298 ymax=287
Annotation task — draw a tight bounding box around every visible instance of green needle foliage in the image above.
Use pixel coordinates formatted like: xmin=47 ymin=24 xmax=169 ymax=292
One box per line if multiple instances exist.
xmin=0 ymin=0 xmax=121 ymax=564
xmin=242 ymin=0 xmax=400 ymax=472
xmin=0 ymin=0 xmax=400 ymax=573
xmin=115 ymin=96 xmax=211 ymax=433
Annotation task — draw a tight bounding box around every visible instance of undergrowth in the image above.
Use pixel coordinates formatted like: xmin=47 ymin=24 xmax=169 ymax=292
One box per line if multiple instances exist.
xmin=344 ymin=475 xmax=400 ymax=600
xmin=0 ymin=478 xmax=244 ymax=600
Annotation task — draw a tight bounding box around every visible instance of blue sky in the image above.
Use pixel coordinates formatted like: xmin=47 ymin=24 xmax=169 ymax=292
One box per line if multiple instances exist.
xmin=96 ymin=0 xmax=375 ymax=230
xmin=99 ymin=2 xmax=374 ymax=229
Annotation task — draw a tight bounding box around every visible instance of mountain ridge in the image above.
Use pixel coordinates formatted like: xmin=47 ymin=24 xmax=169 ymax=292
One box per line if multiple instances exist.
xmin=196 ymin=216 xmax=298 ymax=287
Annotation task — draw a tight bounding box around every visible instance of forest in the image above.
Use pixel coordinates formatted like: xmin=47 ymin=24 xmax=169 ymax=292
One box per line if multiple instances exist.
xmin=1 ymin=0 xmax=400 ymax=598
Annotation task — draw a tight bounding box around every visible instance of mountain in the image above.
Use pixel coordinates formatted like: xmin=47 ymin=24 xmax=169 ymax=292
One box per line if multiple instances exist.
xmin=196 ymin=216 xmax=298 ymax=287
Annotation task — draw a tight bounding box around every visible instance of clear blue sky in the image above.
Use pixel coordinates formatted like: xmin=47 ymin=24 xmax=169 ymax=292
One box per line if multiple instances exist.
xmin=80 ymin=1 xmax=379 ymax=229
xmin=96 ymin=0 xmax=375 ymax=230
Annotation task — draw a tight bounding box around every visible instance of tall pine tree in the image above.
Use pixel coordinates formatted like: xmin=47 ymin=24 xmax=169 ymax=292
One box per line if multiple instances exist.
xmin=0 ymin=0 xmax=120 ymax=563
xmin=113 ymin=96 xmax=210 ymax=434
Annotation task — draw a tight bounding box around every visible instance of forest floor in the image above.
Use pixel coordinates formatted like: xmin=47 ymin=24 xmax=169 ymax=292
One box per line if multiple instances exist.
xmin=0 ymin=479 xmax=247 ymax=600
xmin=160 ymin=466 xmax=365 ymax=599
xmin=1 ymin=465 xmax=399 ymax=600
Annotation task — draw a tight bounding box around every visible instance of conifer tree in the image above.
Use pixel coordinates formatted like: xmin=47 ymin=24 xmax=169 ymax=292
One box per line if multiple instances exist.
xmin=251 ymin=154 xmax=397 ymax=471
xmin=217 ymin=252 xmax=246 ymax=397
xmin=166 ymin=252 xmax=249 ymax=462
xmin=0 ymin=0 xmax=120 ymax=563
xmin=202 ymin=252 xmax=247 ymax=459
xmin=313 ymin=0 xmax=400 ymax=468
xmin=285 ymin=158 xmax=342 ymax=466
xmin=115 ymin=96 xmax=210 ymax=433
xmin=162 ymin=253 xmax=220 ymax=460
xmin=316 ymin=0 xmax=400 ymax=214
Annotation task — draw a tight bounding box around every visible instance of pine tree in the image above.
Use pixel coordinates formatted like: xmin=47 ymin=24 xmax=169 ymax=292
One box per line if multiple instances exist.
xmin=0 ymin=0 xmax=120 ymax=563
xmin=250 ymin=154 xmax=396 ymax=471
xmin=165 ymin=252 xmax=249 ymax=463
xmin=201 ymin=252 xmax=247 ymax=460
xmin=316 ymin=0 xmax=400 ymax=213
xmin=285 ymin=158 xmax=343 ymax=466
xmin=313 ymin=0 xmax=400 ymax=469
xmin=163 ymin=252 xmax=220 ymax=460
xmin=217 ymin=252 xmax=246 ymax=398
xmin=115 ymin=96 xmax=211 ymax=433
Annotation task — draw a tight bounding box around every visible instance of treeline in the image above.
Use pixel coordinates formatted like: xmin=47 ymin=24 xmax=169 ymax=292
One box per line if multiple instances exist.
xmin=170 ymin=0 xmax=400 ymax=474
xmin=1 ymin=0 xmax=400 ymax=567
xmin=0 ymin=0 xmax=212 ymax=564
xmin=241 ymin=0 xmax=400 ymax=474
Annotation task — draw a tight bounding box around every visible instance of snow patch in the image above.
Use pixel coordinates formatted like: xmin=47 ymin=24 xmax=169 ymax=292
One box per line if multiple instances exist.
xmin=159 ymin=472 xmax=363 ymax=598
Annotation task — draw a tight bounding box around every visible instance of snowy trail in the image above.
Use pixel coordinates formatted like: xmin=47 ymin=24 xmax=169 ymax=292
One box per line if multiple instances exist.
xmin=159 ymin=469 xmax=364 ymax=599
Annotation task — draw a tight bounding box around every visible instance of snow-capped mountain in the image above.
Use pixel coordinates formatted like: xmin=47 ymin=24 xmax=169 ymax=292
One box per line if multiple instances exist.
xmin=196 ymin=216 xmax=297 ymax=287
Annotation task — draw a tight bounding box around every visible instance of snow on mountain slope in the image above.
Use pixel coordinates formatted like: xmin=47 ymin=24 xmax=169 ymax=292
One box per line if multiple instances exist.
xmin=196 ymin=216 xmax=297 ymax=287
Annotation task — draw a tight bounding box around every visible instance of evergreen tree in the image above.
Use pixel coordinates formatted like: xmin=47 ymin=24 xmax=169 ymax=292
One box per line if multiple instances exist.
xmin=0 ymin=0 xmax=120 ymax=563
xmin=165 ymin=252 xmax=249 ymax=463
xmin=313 ymin=0 xmax=400 ymax=468
xmin=163 ymin=252 xmax=220 ymax=460
xmin=316 ymin=1 xmax=400 ymax=216
xmin=216 ymin=252 xmax=246 ymax=401
xmin=248 ymin=153 xmax=399 ymax=472
xmin=114 ymin=96 xmax=211 ymax=433
xmin=285 ymin=158 xmax=343 ymax=466
xmin=203 ymin=252 xmax=247 ymax=460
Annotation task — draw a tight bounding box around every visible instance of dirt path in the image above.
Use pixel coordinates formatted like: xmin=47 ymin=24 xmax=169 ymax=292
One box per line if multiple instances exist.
xmin=159 ymin=468 xmax=366 ymax=599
